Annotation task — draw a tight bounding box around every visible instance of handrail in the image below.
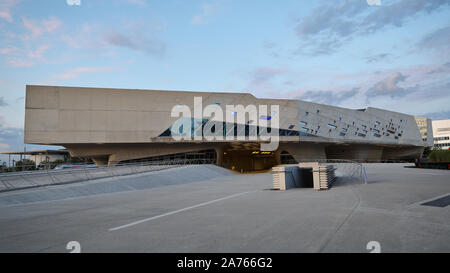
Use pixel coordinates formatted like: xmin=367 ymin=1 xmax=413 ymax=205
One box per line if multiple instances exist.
xmin=0 ymin=158 xmax=217 ymax=192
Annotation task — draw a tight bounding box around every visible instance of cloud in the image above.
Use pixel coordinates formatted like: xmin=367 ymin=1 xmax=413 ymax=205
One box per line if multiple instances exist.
xmin=0 ymin=116 xmax=23 ymax=153
xmin=262 ymin=40 xmax=283 ymax=58
xmin=263 ymin=41 xmax=277 ymax=50
xmin=61 ymin=24 xmax=105 ymax=50
xmin=0 ymin=44 xmax=50 ymax=67
xmin=417 ymin=25 xmax=450 ymax=53
xmin=60 ymin=20 xmax=166 ymax=57
xmin=294 ymin=0 xmax=450 ymax=55
xmin=22 ymin=16 xmax=61 ymax=39
xmin=250 ymin=67 xmax=287 ymax=85
xmin=365 ymin=53 xmax=390 ymax=63
xmin=0 ymin=0 xmax=19 ymax=22
xmin=54 ymin=66 xmax=117 ymax=80
xmin=103 ymin=28 xmax=165 ymax=57
xmin=0 ymin=97 xmax=8 ymax=107
xmin=297 ymin=88 xmax=360 ymax=105
xmin=27 ymin=44 xmax=50 ymax=59
xmin=421 ymin=110 xmax=450 ymax=120
xmin=192 ymin=1 xmax=221 ymax=25
xmin=426 ymin=62 xmax=450 ymax=75
xmin=6 ymin=58 xmax=35 ymax=67
xmin=366 ymin=72 xmax=413 ymax=99
xmin=0 ymin=46 xmax=20 ymax=55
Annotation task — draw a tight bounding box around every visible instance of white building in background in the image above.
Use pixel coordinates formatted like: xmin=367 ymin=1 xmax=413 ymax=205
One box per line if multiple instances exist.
xmin=1 ymin=150 xmax=69 ymax=167
xmin=432 ymin=119 xmax=450 ymax=150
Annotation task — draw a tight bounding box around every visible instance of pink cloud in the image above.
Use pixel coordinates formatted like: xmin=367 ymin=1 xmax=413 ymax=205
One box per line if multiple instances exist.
xmin=0 ymin=0 xmax=19 ymax=22
xmin=22 ymin=16 xmax=61 ymax=39
xmin=7 ymin=58 xmax=35 ymax=67
xmin=0 ymin=45 xmax=50 ymax=67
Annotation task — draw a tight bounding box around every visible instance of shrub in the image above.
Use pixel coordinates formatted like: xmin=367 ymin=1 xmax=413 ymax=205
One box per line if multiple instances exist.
xmin=428 ymin=149 xmax=450 ymax=162
xmin=15 ymin=159 xmax=36 ymax=171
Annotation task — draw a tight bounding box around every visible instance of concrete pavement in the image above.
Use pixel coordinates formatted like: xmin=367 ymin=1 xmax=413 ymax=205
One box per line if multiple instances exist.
xmin=0 ymin=163 xmax=449 ymax=253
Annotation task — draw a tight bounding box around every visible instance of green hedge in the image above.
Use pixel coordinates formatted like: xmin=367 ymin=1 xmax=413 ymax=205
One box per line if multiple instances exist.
xmin=428 ymin=149 xmax=450 ymax=162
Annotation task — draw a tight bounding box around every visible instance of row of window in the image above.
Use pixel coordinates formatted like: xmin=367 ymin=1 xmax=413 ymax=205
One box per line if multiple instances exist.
xmin=437 ymin=127 xmax=450 ymax=132
xmin=434 ymin=143 xmax=450 ymax=148
xmin=159 ymin=118 xmax=315 ymax=138
xmin=434 ymin=136 xmax=450 ymax=141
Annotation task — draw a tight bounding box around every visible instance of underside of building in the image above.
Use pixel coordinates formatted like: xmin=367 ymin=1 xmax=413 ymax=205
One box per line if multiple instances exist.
xmin=24 ymin=85 xmax=434 ymax=171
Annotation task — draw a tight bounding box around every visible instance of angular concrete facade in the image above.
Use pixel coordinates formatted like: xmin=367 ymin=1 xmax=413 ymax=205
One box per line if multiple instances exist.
xmin=24 ymin=85 xmax=433 ymax=170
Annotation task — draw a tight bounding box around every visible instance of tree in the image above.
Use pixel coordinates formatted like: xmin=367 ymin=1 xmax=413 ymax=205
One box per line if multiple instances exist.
xmin=15 ymin=159 xmax=36 ymax=171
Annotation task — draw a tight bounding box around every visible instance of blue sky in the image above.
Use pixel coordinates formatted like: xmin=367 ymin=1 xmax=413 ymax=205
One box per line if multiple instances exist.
xmin=0 ymin=0 xmax=449 ymax=160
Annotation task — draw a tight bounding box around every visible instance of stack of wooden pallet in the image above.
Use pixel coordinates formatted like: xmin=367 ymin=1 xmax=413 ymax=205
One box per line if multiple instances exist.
xmin=315 ymin=165 xmax=337 ymax=190
xmin=298 ymin=162 xmax=337 ymax=190
xmin=272 ymin=166 xmax=285 ymax=190
xmin=272 ymin=166 xmax=300 ymax=190
xmin=272 ymin=163 xmax=337 ymax=191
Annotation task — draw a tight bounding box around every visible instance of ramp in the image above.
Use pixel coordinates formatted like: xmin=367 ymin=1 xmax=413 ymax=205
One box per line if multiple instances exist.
xmin=0 ymin=165 xmax=234 ymax=206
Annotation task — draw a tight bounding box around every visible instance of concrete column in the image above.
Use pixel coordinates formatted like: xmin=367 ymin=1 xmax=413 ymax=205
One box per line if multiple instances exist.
xmin=92 ymin=156 xmax=109 ymax=166
xmin=274 ymin=149 xmax=281 ymax=165
xmin=215 ymin=146 xmax=225 ymax=166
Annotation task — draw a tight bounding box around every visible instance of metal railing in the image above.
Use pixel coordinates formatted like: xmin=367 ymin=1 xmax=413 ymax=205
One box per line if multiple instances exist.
xmin=0 ymin=158 xmax=217 ymax=192
xmin=283 ymin=158 xmax=368 ymax=185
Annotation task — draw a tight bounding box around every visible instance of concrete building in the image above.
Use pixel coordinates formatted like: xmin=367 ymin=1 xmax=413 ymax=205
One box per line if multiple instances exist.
xmin=24 ymin=85 xmax=433 ymax=171
xmin=432 ymin=119 xmax=450 ymax=150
